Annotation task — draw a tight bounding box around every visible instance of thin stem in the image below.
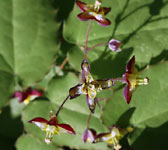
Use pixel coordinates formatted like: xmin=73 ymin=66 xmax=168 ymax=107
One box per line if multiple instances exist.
xmin=86 ymin=113 xmax=92 ymax=128
xmin=56 ymin=95 xmax=70 ymax=116
xmin=110 ymin=78 xmax=124 ymax=82
xmin=87 ymin=42 xmax=108 ymax=51
xmin=57 ymin=57 xmax=68 ymax=74
xmin=84 ymin=20 xmax=92 ymax=59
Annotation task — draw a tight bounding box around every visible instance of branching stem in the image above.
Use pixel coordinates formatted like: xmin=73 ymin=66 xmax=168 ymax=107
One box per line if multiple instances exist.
xmin=87 ymin=42 xmax=108 ymax=51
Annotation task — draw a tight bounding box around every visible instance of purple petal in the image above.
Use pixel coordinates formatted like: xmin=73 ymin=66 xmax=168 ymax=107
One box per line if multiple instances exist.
xmin=94 ymin=16 xmax=111 ymax=27
xmin=69 ymin=84 xmax=84 ymax=99
xmin=13 ymin=91 xmax=27 ymax=103
xmin=58 ymin=123 xmax=76 ymax=135
xmin=123 ymin=84 xmax=132 ymax=104
xmin=81 ymin=59 xmax=93 ymax=83
xmin=86 ymin=92 xmax=96 ymax=113
xmin=126 ymin=56 xmax=135 ymax=74
xmin=76 ymin=0 xmax=88 ymax=12
xmin=83 ymin=128 xmax=97 ymax=143
xmin=77 ymin=12 xmax=93 ymax=21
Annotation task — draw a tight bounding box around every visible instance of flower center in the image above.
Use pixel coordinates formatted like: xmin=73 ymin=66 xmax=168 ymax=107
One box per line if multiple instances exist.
xmin=94 ymin=0 xmax=102 ymax=12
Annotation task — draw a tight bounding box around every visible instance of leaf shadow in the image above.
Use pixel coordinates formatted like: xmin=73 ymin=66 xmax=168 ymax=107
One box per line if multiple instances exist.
xmin=0 ymin=106 xmax=23 ymax=139
xmin=150 ymin=49 xmax=168 ymax=65
xmin=91 ymin=47 xmax=133 ymax=79
xmin=91 ymin=0 xmax=168 ymax=76
xmin=51 ymin=0 xmax=76 ymax=22
xmin=117 ymin=107 xmax=136 ymax=128
xmin=131 ymin=121 xmax=168 ymax=150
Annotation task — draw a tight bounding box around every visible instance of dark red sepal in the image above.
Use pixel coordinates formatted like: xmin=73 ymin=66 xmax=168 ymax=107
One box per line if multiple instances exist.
xmin=126 ymin=56 xmax=135 ymax=74
xmin=76 ymin=0 xmax=87 ymax=12
xmin=102 ymin=7 xmax=111 ymax=15
xmin=28 ymin=117 xmax=49 ymax=124
xmin=123 ymin=84 xmax=132 ymax=104
xmin=58 ymin=123 xmax=76 ymax=135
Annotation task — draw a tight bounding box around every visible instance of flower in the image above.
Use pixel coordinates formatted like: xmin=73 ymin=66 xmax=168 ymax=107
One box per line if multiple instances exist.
xmin=122 ymin=56 xmax=149 ymax=104
xmin=108 ymin=39 xmax=121 ymax=52
xmin=82 ymin=128 xmax=97 ymax=143
xmin=94 ymin=125 xmax=133 ymax=150
xmin=76 ymin=0 xmax=111 ymax=27
xmin=14 ymin=88 xmax=43 ymax=105
xmin=28 ymin=111 xmax=76 ymax=144
xmin=69 ymin=59 xmax=115 ymax=113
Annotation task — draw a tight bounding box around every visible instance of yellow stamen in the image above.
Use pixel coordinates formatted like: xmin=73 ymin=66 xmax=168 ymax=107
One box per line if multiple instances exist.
xmin=94 ymin=0 xmax=102 ymax=12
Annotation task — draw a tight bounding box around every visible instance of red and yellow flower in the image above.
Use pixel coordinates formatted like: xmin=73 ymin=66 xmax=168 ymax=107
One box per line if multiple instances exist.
xmin=69 ymin=59 xmax=114 ymax=113
xmin=95 ymin=125 xmax=133 ymax=150
xmin=29 ymin=111 xmax=76 ymax=144
xmin=14 ymin=88 xmax=43 ymax=105
xmin=122 ymin=56 xmax=149 ymax=104
xmin=76 ymin=0 xmax=111 ymax=26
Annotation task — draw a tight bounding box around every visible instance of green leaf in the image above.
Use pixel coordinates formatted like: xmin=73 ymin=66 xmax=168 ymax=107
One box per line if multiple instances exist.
xmin=16 ymin=134 xmax=62 ymax=150
xmin=64 ymin=0 xmax=168 ymax=70
xmin=0 ymin=0 xmax=61 ymax=108
xmin=102 ymin=62 xmax=168 ymax=149
xmin=22 ymin=100 xmax=107 ymax=150
xmin=0 ymin=105 xmax=23 ymax=138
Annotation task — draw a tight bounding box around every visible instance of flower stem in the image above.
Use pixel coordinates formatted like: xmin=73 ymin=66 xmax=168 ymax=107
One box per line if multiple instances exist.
xmin=110 ymin=78 xmax=124 ymax=82
xmin=87 ymin=42 xmax=108 ymax=51
xmin=56 ymin=95 xmax=70 ymax=116
xmin=87 ymin=113 xmax=92 ymax=128
xmin=57 ymin=57 xmax=68 ymax=74
xmin=84 ymin=20 xmax=92 ymax=59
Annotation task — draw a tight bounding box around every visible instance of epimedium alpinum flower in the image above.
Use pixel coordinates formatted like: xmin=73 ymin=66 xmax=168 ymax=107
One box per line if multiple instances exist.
xmin=76 ymin=0 xmax=111 ymax=27
xmin=82 ymin=128 xmax=97 ymax=143
xmin=122 ymin=56 xmax=149 ymax=104
xmin=13 ymin=88 xmax=43 ymax=105
xmin=94 ymin=125 xmax=133 ymax=150
xmin=28 ymin=111 xmax=76 ymax=144
xmin=69 ymin=59 xmax=115 ymax=113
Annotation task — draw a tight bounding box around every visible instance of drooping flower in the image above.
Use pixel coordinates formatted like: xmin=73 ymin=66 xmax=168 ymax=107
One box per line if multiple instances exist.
xmin=82 ymin=128 xmax=97 ymax=143
xmin=76 ymin=0 xmax=111 ymax=27
xmin=94 ymin=125 xmax=133 ymax=150
xmin=108 ymin=39 xmax=121 ymax=52
xmin=14 ymin=88 xmax=43 ymax=105
xmin=69 ymin=59 xmax=115 ymax=113
xmin=28 ymin=111 xmax=76 ymax=144
xmin=122 ymin=56 xmax=149 ymax=104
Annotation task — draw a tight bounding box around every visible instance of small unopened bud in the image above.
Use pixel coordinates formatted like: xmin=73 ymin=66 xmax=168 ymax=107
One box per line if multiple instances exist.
xmin=108 ymin=39 xmax=121 ymax=52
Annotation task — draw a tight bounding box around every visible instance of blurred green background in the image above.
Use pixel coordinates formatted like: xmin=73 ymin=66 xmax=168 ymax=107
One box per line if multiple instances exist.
xmin=0 ymin=0 xmax=168 ymax=149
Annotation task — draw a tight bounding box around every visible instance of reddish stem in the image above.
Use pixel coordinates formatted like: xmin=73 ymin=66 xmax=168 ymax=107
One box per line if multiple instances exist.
xmin=56 ymin=95 xmax=70 ymax=116
xmin=84 ymin=20 xmax=92 ymax=59
xmin=57 ymin=57 xmax=68 ymax=74
xmin=87 ymin=42 xmax=108 ymax=51
xmin=87 ymin=113 xmax=92 ymax=128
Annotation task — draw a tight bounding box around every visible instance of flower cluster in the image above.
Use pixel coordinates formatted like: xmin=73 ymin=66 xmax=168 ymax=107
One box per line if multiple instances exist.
xmin=21 ymin=0 xmax=149 ymax=149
